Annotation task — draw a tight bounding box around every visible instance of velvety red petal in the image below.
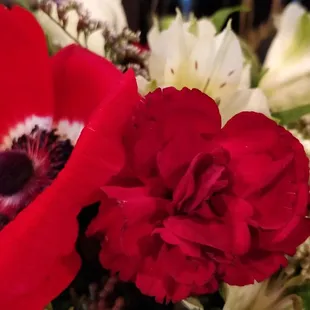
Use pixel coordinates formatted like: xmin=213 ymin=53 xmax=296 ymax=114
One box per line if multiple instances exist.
xmin=102 ymin=186 xmax=169 ymax=226
xmin=157 ymin=133 xmax=212 ymax=189
xmin=217 ymin=112 xmax=280 ymax=157
xmin=223 ymin=252 xmax=287 ymax=285
xmin=163 ymin=216 xmax=232 ymax=253
xmin=0 ymin=70 xmax=138 ymax=308
xmin=0 ymin=6 xmax=53 ymax=143
xmin=259 ymin=217 xmax=310 ymax=254
xmin=173 ymin=153 xmax=228 ymax=214
xmin=155 ymin=227 xmax=202 ymax=258
xmin=158 ymin=88 xmax=221 ymax=139
xmin=51 ymin=44 xmax=123 ymax=124
xmin=125 ymin=87 xmax=221 ymax=179
xmin=99 ymin=244 xmax=140 ymax=282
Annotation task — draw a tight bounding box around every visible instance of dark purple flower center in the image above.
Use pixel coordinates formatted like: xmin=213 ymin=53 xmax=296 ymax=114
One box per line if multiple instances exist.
xmin=0 ymin=151 xmax=34 ymax=196
xmin=0 ymin=126 xmax=74 ymax=229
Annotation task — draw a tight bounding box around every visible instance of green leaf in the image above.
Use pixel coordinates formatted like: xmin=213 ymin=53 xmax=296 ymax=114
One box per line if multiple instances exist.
xmin=159 ymin=15 xmax=175 ymax=31
xmin=147 ymin=80 xmax=158 ymax=93
xmin=293 ymin=283 xmax=310 ymax=310
xmin=272 ymin=104 xmax=310 ymax=125
xmin=14 ymin=0 xmax=32 ymax=11
xmin=210 ymin=5 xmax=250 ymax=32
xmin=239 ymin=38 xmax=262 ymax=87
xmin=188 ymin=15 xmax=198 ymax=35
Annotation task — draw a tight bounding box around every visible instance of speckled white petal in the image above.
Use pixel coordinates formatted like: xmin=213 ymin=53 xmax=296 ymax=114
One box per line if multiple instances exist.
xmin=219 ymin=88 xmax=270 ymax=125
xmin=204 ymin=22 xmax=243 ymax=103
xmin=239 ymin=64 xmax=251 ymax=89
xmin=162 ymin=11 xmax=196 ymax=88
xmin=186 ymin=38 xmax=215 ymax=91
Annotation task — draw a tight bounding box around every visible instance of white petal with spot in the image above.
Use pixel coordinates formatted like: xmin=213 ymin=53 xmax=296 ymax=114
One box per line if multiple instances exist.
xmin=219 ymin=89 xmax=270 ymax=125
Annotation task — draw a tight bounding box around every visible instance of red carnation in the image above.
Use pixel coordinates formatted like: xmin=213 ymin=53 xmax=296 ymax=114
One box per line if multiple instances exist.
xmin=88 ymin=87 xmax=310 ymax=303
xmin=0 ymin=5 xmax=138 ymax=309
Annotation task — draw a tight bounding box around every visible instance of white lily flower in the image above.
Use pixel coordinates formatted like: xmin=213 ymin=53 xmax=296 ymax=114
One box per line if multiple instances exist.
xmin=259 ymin=2 xmax=310 ymax=112
xmin=36 ymin=0 xmax=127 ymax=56
xmin=138 ymin=11 xmax=271 ymax=122
xmin=220 ymin=88 xmax=270 ymax=125
xmin=223 ymin=280 xmax=302 ymax=310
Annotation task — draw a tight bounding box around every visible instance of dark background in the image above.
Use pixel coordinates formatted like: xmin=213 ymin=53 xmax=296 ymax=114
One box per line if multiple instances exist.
xmin=122 ymin=0 xmax=310 ymax=44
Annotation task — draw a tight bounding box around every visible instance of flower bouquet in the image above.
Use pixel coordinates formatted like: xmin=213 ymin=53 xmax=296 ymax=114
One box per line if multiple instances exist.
xmin=2 ymin=0 xmax=310 ymax=309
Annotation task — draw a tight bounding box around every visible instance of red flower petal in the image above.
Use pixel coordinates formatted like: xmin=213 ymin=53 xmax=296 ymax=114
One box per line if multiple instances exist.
xmin=66 ymin=70 xmax=140 ymax=187
xmin=163 ymin=216 xmax=232 ymax=252
xmin=0 ymin=5 xmax=53 ymax=143
xmin=157 ymin=133 xmax=212 ymax=189
xmin=51 ymin=45 xmax=122 ymax=124
xmin=126 ymin=87 xmax=221 ymax=179
xmin=218 ymin=112 xmax=280 ymax=157
xmin=259 ymin=217 xmax=310 ymax=254
xmin=223 ymin=251 xmax=287 ymax=285
xmin=0 ymin=70 xmax=139 ymax=309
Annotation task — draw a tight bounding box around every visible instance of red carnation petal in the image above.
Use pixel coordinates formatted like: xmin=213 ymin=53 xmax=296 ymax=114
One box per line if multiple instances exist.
xmin=164 ymin=211 xmax=251 ymax=255
xmin=128 ymin=88 xmax=221 ymax=179
xmin=157 ymin=133 xmax=212 ymax=189
xmin=163 ymin=216 xmax=232 ymax=252
xmin=152 ymin=87 xmax=221 ymax=140
xmin=0 ymin=70 xmax=138 ymax=309
xmin=51 ymin=45 xmax=122 ymax=124
xmin=223 ymin=252 xmax=287 ymax=285
xmin=0 ymin=6 xmax=53 ymax=143
xmin=218 ymin=112 xmax=280 ymax=157
xmin=259 ymin=217 xmax=310 ymax=254
xmin=155 ymin=227 xmax=202 ymax=257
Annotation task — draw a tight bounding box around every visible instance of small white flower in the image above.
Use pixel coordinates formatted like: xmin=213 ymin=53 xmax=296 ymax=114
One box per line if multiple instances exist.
xmin=139 ymin=11 xmax=271 ymax=122
xmin=259 ymin=2 xmax=310 ymax=112
xmin=36 ymin=0 xmax=128 ymax=56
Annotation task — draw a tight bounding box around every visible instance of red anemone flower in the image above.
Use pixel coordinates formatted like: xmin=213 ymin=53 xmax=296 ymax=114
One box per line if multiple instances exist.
xmin=0 ymin=5 xmax=138 ymax=309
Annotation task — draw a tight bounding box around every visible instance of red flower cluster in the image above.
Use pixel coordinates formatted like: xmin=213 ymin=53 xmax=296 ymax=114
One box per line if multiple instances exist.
xmin=88 ymin=87 xmax=310 ymax=303
xmin=0 ymin=5 xmax=138 ymax=309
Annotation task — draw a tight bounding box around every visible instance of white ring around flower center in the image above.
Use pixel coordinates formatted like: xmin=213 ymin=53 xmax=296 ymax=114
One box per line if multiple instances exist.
xmin=1 ymin=116 xmax=84 ymax=149
xmin=1 ymin=116 xmax=53 ymax=149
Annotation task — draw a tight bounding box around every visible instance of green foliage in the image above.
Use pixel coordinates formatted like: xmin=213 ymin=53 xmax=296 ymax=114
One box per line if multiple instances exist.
xmin=210 ymin=5 xmax=250 ymax=32
xmin=14 ymin=0 xmax=32 ymax=10
xmin=238 ymin=38 xmax=262 ymax=87
xmin=272 ymin=104 xmax=310 ymax=125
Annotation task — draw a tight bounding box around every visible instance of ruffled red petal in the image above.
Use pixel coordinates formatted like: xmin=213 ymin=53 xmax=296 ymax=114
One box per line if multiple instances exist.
xmin=51 ymin=45 xmax=122 ymax=124
xmin=0 ymin=5 xmax=53 ymax=142
xmin=0 ymin=70 xmax=139 ymax=309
